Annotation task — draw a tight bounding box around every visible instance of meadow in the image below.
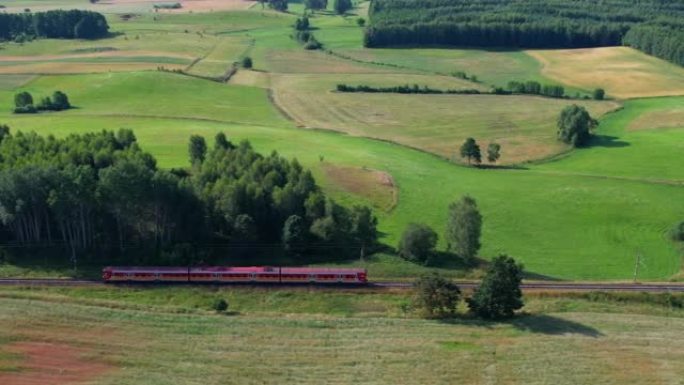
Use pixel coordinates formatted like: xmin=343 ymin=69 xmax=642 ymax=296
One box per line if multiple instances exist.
xmin=270 ymin=73 xmax=620 ymax=163
xmin=528 ymin=47 xmax=684 ymax=99
xmin=0 ymin=286 xmax=683 ymax=384
xmin=0 ymin=5 xmax=682 ymax=280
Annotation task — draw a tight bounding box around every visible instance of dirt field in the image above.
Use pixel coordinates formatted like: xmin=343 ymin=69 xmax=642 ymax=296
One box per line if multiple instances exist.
xmin=0 ymin=342 xmax=113 ymax=385
xmin=528 ymin=47 xmax=684 ymax=99
xmin=322 ymin=164 xmax=398 ymax=212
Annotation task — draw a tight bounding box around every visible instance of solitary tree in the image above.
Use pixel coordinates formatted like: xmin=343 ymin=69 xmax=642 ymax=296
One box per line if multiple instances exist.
xmin=241 ymin=56 xmax=253 ymax=69
xmin=398 ymin=223 xmax=438 ymax=265
xmin=486 ymin=142 xmax=501 ymax=163
xmin=460 ymin=137 xmax=481 ymax=165
xmin=467 ymin=255 xmax=524 ymax=319
xmin=445 ymin=196 xmax=482 ymax=262
xmin=333 ymin=0 xmax=352 ymax=14
xmin=52 ymin=91 xmax=71 ymax=110
xmin=592 ymin=88 xmax=605 ymax=100
xmin=14 ymin=92 xmax=33 ymax=108
xmin=189 ymin=135 xmax=207 ymax=165
xmin=413 ymin=273 xmax=461 ymax=318
xmin=557 ymin=105 xmax=598 ymax=147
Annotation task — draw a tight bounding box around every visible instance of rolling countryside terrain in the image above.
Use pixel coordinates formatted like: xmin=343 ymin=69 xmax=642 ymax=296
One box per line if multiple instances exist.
xmin=1 ymin=0 xmax=684 ymax=384
xmin=1 ymin=2 xmax=683 ymax=280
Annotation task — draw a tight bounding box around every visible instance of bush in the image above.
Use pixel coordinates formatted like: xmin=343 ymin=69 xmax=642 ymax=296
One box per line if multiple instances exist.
xmin=303 ymin=37 xmax=322 ymax=50
xmin=467 ymin=255 xmax=524 ymax=319
xmin=212 ymin=298 xmax=229 ymax=312
xmin=14 ymin=92 xmax=33 ymax=108
xmin=593 ymin=88 xmax=605 ymax=100
xmin=13 ymin=105 xmax=37 ymax=114
xmin=241 ymin=56 xmax=253 ymax=69
xmin=413 ymin=273 xmax=461 ymax=318
xmin=671 ymin=221 xmax=684 ymax=242
xmin=398 ymin=223 xmax=438 ymax=264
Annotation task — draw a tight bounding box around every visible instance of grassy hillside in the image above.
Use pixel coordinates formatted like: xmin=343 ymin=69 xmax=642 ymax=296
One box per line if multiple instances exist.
xmin=271 ymin=73 xmax=620 ymax=163
xmin=0 ymin=8 xmax=682 ymax=280
xmin=0 ymin=73 xmax=682 ymax=279
xmin=0 ymin=286 xmax=683 ymax=384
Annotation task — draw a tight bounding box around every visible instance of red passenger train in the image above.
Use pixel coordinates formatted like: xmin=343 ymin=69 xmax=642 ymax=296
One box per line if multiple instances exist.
xmin=102 ymin=266 xmax=368 ymax=284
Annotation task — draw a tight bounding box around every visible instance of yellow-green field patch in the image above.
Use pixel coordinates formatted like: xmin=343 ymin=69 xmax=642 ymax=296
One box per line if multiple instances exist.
xmin=322 ymin=163 xmax=398 ymax=212
xmin=0 ymin=75 xmax=36 ymax=90
xmin=272 ymin=74 xmax=620 ymax=164
xmin=629 ymin=109 xmax=684 ymax=131
xmin=263 ymin=49 xmax=401 ymax=74
xmin=186 ymin=36 xmax=252 ymax=77
xmin=229 ymin=69 xmax=271 ymax=88
xmin=528 ymin=47 xmax=684 ymax=99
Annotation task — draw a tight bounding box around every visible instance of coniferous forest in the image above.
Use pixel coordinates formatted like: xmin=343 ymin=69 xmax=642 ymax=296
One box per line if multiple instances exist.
xmin=364 ymin=0 xmax=684 ymax=66
xmin=0 ymin=10 xmax=109 ymax=40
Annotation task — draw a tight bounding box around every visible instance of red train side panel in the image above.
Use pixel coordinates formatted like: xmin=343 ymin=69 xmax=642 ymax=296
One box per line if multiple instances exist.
xmin=103 ymin=266 xmax=368 ymax=284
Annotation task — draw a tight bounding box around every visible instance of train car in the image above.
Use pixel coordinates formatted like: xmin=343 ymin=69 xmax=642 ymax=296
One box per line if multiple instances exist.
xmin=103 ymin=266 xmax=368 ymax=284
xmin=102 ymin=266 xmax=189 ymax=282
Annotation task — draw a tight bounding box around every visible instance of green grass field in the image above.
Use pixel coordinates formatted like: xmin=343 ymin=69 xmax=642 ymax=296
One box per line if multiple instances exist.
xmin=0 ymin=7 xmax=683 ymax=280
xmin=0 ymin=72 xmax=682 ymax=279
xmin=0 ymin=286 xmax=682 ymax=384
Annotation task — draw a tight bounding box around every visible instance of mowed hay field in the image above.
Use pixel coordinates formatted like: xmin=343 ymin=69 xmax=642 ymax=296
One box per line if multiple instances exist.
xmin=528 ymin=47 xmax=684 ymax=99
xmin=0 ymin=287 xmax=683 ymax=385
xmin=271 ymin=73 xmax=620 ymax=163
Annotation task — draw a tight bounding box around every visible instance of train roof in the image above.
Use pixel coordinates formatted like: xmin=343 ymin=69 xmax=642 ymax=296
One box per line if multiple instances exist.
xmin=104 ymin=266 xmax=366 ymax=274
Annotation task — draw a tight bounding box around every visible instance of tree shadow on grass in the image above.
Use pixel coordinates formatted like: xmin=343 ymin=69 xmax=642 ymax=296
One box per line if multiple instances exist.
xmin=439 ymin=314 xmax=603 ymax=337
xmin=588 ymin=135 xmax=630 ymax=148
xmin=509 ymin=314 xmax=603 ymax=337
xmin=522 ymin=270 xmax=562 ymax=281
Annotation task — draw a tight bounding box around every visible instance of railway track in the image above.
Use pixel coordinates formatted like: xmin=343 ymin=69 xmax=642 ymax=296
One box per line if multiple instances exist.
xmin=1 ymin=278 xmax=684 ymax=292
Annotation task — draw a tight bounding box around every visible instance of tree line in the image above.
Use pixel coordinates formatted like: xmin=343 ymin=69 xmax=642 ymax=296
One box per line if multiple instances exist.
xmin=364 ymin=0 xmax=684 ymax=66
xmin=623 ymin=25 xmax=684 ymax=66
xmin=13 ymin=91 xmax=71 ymax=114
xmin=336 ymin=83 xmax=481 ymax=95
xmin=336 ymin=83 xmax=598 ymax=100
xmin=0 ymin=10 xmax=109 ymax=41
xmin=0 ymin=128 xmax=378 ymax=267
